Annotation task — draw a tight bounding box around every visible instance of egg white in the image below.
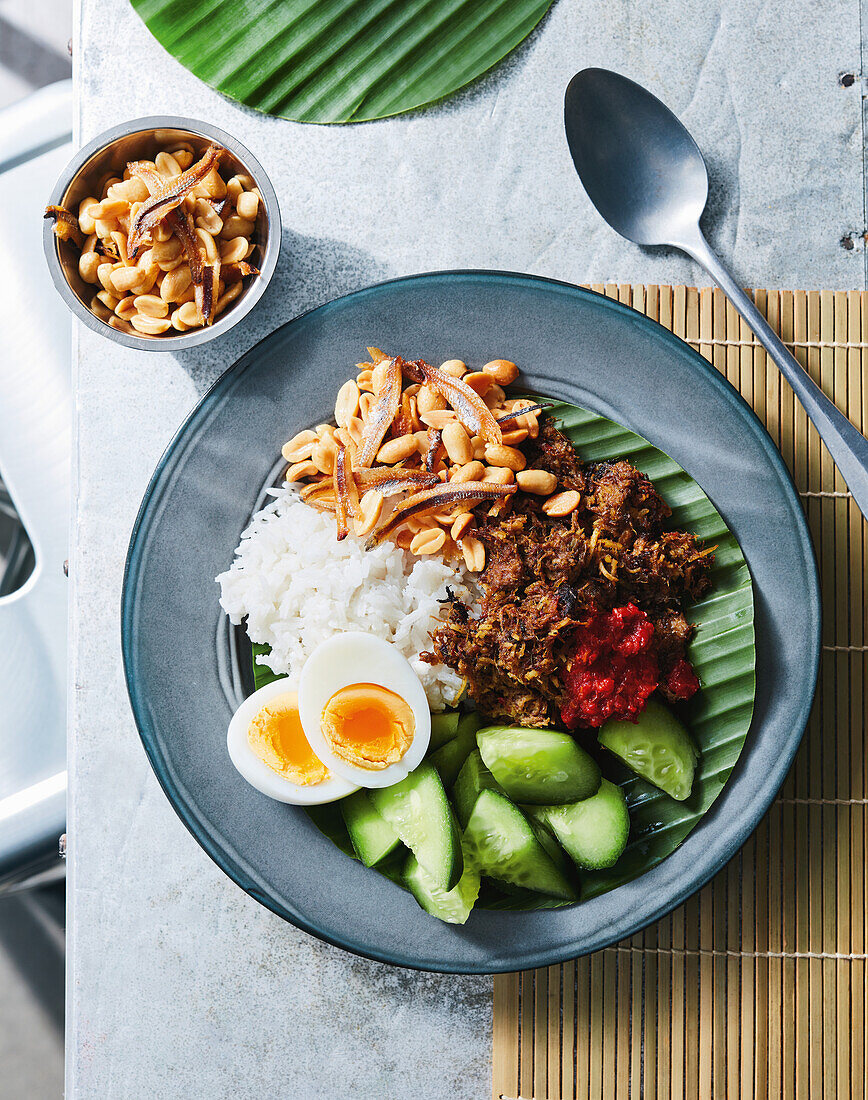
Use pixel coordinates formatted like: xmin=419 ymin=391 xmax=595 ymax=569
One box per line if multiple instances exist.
xmin=227 ymin=678 xmax=358 ymax=805
xmin=297 ymin=632 xmax=431 ymax=789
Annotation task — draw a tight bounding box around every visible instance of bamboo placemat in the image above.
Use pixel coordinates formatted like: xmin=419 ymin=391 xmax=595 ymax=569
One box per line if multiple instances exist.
xmin=492 ymin=285 xmax=868 ymax=1100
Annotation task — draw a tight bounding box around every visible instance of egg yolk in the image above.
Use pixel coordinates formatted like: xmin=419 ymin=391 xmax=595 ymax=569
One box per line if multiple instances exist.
xmin=320 ymin=683 xmax=415 ymax=771
xmin=247 ymin=692 xmax=329 ymax=786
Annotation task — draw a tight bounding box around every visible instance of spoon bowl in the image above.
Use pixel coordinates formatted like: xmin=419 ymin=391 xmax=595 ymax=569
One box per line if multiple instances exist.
xmin=564 ymin=68 xmax=708 ymax=248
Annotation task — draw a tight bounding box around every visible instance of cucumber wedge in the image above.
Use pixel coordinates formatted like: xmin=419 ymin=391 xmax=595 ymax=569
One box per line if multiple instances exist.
xmin=429 ymin=710 xmax=461 ymax=750
xmin=404 ymin=846 xmax=481 ymax=924
xmin=368 ymin=763 xmax=463 ymax=890
xmin=430 ymin=712 xmax=482 ymax=788
xmin=340 ymin=790 xmax=401 ymax=868
xmin=528 ymin=779 xmax=630 ymax=870
xmin=477 ymin=725 xmax=601 ymax=805
xmin=463 ymin=789 xmax=578 ymax=901
xmin=599 ymin=698 xmax=698 ymax=801
xmin=453 ymin=749 xmax=505 ymax=827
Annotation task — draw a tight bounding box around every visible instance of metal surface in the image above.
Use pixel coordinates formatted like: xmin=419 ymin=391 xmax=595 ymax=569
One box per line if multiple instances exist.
xmin=564 ymin=67 xmax=868 ymax=519
xmin=0 ymin=80 xmax=71 ymax=888
xmin=43 ymin=116 xmax=281 ymax=351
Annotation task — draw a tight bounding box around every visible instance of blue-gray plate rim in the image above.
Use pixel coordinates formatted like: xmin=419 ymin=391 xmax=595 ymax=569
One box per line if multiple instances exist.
xmin=122 ymin=270 xmax=820 ymax=973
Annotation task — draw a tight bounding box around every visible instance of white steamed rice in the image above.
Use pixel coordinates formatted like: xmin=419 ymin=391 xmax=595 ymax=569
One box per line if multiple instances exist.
xmin=216 ymin=488 xmax=474 ymax=710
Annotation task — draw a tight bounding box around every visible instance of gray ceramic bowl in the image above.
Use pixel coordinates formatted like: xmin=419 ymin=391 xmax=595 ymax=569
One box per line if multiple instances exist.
xmin=43 ymin=116 xmax=280 ymax=351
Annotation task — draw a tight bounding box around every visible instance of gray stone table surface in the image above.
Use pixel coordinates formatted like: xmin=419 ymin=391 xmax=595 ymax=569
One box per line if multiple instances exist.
xmin=69 ymin=0 xmax=867 ymax=1096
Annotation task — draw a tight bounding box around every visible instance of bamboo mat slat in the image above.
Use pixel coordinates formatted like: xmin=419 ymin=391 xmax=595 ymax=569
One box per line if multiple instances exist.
xmin=492 ymin=286 xmax=868 ymax=1100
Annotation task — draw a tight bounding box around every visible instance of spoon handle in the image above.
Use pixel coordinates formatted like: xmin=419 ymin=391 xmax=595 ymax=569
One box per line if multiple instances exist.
xmin=684 ymin=230 xmax=868 ymax=519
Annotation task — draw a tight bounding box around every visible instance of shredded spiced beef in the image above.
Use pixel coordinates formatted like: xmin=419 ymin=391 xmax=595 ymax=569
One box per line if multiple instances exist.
xmin=423 ymin=417 xmax=714 ymax=728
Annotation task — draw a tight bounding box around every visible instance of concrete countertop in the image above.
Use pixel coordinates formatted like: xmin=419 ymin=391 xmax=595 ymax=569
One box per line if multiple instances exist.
xmin=68 ymin=0 xmax=865 ymax=1095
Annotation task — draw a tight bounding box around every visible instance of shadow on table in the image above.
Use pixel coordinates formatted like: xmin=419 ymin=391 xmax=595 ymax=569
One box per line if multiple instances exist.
xmin=172 ymin=228 xmax=390 ymax=395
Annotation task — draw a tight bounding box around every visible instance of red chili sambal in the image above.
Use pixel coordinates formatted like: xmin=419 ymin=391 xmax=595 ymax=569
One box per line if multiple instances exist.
xmin=561 ymin=604 xmax=660 ymax=729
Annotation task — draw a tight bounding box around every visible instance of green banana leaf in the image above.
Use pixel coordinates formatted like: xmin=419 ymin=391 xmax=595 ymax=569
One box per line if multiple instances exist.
xmin=252 ymin=399 xmax=756 ymax=911
xmin=130 ymin=0 xmax=554 ymax=124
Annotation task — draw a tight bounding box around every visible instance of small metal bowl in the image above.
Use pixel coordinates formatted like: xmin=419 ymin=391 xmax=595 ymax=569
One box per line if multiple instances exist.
xmin=43 ymin=116 xmax=280 ymax=351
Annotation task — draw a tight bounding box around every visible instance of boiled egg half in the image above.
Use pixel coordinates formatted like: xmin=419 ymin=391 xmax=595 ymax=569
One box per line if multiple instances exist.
xmin=298 ymin=633 xmax=431 ymax=788
xmin=227 ymin=679 xmax=358 ymax=805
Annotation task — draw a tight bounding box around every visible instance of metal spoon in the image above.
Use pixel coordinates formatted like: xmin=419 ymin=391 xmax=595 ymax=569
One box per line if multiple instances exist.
xmin=564 ymin=66 xmax=868 ymax=518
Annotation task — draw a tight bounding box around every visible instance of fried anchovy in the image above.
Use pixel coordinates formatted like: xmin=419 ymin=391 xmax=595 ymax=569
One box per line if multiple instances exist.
xmin=403 ymin=359 xmax=502 ymax=445
xmin=353 ymin=467 xmax=439 ymax=495
xmin=333 ymin=443 xmax=361 ymax=540
xmin=495 ymin=403 xmax=550 ymax=424
xmin=127 ymin=144 xmax=220 ymax=258
xmin=424 ymin=429 xmax=443 ymax=472
xmin=357 ymin=357 xmax=402 ymax=467
xmin=370 ymin=480 xmax=516 ymax=545
xmin=44 ymin=204 xmax=82 ymax=245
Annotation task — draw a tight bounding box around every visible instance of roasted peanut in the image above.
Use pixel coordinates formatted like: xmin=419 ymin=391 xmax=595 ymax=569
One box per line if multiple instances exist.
xmin=281 ymin=429 xmax=317 ymax=463
xmin=376 ymin=435 xmax=417 ymax=464
xmin=236 ymin=191 xmax=259 ymax=221
xmin=417 ymin=384 xmax=447 ymax=415
xmin=335 ymin=379 xmax=361 ymax=426
xmin=219 ymin=236 xmax=248 ymax=265
xmin=419 ymin=409 xmax=457 ymax=430
xmin=312 ymin=435 xmax=339 ymax=475
xmin=516 ymin=469 xmax=558 ymax=495
xmin=95 ymin=288 xmax=119 ymax=311
xmin=130 ymin=265 xmax=160 ymax=297
xmin=108 ymin=177 xmax=150 ymax=204
xmin=359 ymin=392 xmax=376 ymax=421
xmin=501 ymin=427 xmax=529 ymax=445
xmin=285 ymin=460 xmax=318 ymax=482
xmin=160 ymin=264 xmax=192 ymax=302
xmin=155 ymin=151 xmax=182 ymax=177
xmin=78 ymin=198 xmax=100 ymax=235
xmin=214 ymin=283 xmax=243 ymax=317
xmin=130 ymin=313 xmax=172 ymax=335
xmin=79 ymin=251 xmax=102 ymax=283
xmin=462 ymin=371 xmax=494 ymax=397
xmin=109 ymin=265 xmax=145 ymax=295
xmin=89 ymin=197 xmax=127 ymax=220
xmin=482 ymin=359 xmax=519 ymax=385
xmin=461 ymin=536 xmax=485 ymax=571
xmin=441 ymin=421 xmax=473 ymax=465
xmin=150 ymin=237 xmax=183 ymax=264
xmin=133 ymin=294 xmax=168 ymax=319
xmin=450 ymin=460 xmax=486 ymax=484
xmin=511 ymin=399 xmax=540 ymax=438
xmin=353 ymin=490 xmax=383 ymax=537
xmin=176 ymin=300 xmax=202 ymax=328
xmin=199 ymin=166 xmax=227 ymax=199
xmin=194 ymin=228 xmax=218 ymax=262
xmin=483 ymin=383 xmax=506 ymax=409
xmin=439 ymin=358 xmax=466 ymax=377
xmin=450 ymin=512 xmax=474 ymax=541
xmin=194 ymin=198 xmax=223 ymax=235
xmin=221 ymin=215 xmax=254 ymax=239
xmin=542 ymin=490 xmax=581 ymax=517
xmin=226 ymin=176 xmax=245 ymax=204
xmin=114 ymin=296 xmax=136 ymax=318
xmin=346 ymin=417 xmax=365 ymax=447
xmin=484 ymin=444 xmax=526 ymax=472
xmin=410 ymin=527 xmax=447 ymax=556
xmin=482 ymin=465 xmax=515 ymax=486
